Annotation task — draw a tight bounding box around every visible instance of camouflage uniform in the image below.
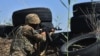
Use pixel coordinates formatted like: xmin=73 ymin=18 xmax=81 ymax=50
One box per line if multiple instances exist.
xmin=10 ymin=13 xmax=46 ymax=56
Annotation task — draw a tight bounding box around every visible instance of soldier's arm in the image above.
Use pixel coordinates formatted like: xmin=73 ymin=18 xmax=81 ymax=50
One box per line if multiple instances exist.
xmin=33 ymin=31 xmax=46 ymax=41
xmin=21 ymin=25 xmax=46 ymax=41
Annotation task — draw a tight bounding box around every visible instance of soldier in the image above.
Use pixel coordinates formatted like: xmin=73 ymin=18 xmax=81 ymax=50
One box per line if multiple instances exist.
xmin=10 ymin=13 xmax=46 ymax=56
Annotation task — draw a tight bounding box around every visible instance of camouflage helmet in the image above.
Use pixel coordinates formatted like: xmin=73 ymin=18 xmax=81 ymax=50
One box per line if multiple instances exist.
xmin=25 ymin=13 xmax=41 ymax=24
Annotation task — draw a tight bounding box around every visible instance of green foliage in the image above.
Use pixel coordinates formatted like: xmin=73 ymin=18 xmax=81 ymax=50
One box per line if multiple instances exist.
xmin=68 ymin=0 xmax=70 ymax=5
xmin=60 ymin=0 xmax=68 ymax=9
xmin=60 ymin=0 xmax=72 ymax=56
xmin=91 ymin=0 xmax=93 ymax=2
xmin=5 ymin=19 xmax=12 ymax=26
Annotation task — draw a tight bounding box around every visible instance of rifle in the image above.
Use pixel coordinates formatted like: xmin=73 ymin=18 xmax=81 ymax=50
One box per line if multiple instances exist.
xmin=36 ymin=27 xmax=62 ymax=33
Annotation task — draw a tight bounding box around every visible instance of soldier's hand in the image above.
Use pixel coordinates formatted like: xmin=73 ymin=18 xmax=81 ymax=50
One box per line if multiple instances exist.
xmin=34 ymin=32 xmax=46 ymax=42
xmin=40 ymin=32 xmax=46 ymax=41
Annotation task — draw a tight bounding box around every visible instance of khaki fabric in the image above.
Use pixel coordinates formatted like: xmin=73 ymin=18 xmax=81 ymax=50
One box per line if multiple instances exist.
xmin=10 ymin=25 xmax=46 ymax=56
xmin=25 ymin=13 xmax=41 ymax=24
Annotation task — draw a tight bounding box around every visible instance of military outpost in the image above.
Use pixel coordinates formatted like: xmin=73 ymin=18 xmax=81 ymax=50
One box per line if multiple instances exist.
xmin=0 ymin=1 xmax=100 ymax=56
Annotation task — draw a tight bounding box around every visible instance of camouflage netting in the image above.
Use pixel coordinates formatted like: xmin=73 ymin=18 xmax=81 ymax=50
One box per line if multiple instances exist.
xmin=0 ymin=37 xmax=12 ymax=56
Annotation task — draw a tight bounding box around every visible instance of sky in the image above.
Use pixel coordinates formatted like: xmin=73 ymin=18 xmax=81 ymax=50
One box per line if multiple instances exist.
xmin=0 ymin=0 xmax=99 ymax=32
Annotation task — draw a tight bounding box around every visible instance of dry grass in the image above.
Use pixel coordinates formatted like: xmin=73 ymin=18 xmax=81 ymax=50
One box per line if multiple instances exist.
xmin=0 ymin=37 xmax=12 ymax=56
xmin=0 ymin=33 xmax=59 ymax=56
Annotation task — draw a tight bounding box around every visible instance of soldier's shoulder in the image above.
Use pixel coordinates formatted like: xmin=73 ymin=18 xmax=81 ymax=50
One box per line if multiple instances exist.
xmin=23 ymin=25 xmax=31 ymax=28
xmin=22 ymin=25 xmax=33 ymax=31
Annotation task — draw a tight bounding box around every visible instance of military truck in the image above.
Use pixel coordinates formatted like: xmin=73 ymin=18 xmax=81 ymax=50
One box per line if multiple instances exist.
xmin=1 ymin=1 xmax=100 ymax=56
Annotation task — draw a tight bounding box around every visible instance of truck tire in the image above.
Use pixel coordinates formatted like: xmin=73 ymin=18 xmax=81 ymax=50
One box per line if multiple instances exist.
xmin=70 ymin=14 xmax=100 ymax=33
xmin=0 ymin=25 xmax=13 ymax=37
xmin=12 ymin=7 xmax=52 ymax=26
xmin=60 ymin=31 xmax=100 ymax=56
xmin=73 ymin=2 xmax=100 ymax=16
xmin=50 ymin=32 xmax=68 ymax=47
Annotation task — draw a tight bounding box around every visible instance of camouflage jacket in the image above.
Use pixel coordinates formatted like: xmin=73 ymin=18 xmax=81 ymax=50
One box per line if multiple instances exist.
xmin=10 ymin=25 xmax=46 ymax=56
